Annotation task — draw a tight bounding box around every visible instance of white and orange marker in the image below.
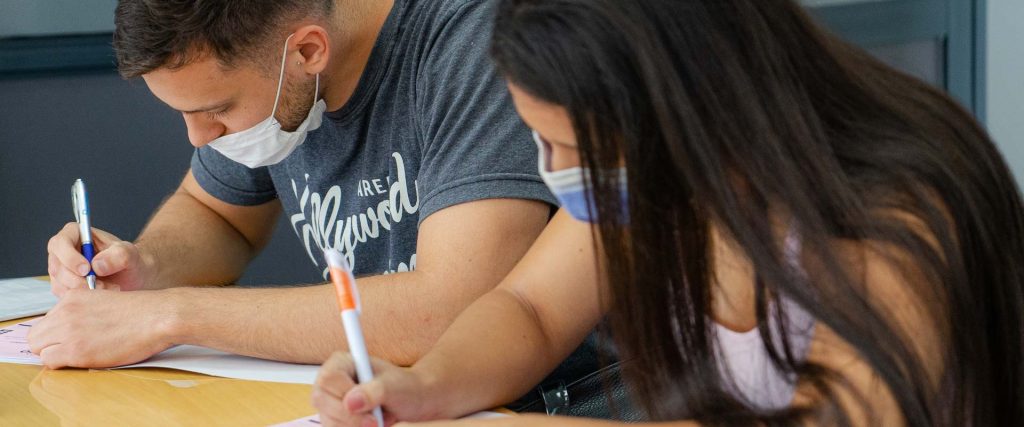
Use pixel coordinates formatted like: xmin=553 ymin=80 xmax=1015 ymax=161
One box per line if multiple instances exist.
xmin=325 ymin=248 xmax=384 ymax=427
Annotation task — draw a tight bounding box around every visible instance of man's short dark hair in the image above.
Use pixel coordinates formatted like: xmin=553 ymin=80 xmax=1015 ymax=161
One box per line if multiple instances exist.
xmin=113 ymin=0 xmax=333 ymax=78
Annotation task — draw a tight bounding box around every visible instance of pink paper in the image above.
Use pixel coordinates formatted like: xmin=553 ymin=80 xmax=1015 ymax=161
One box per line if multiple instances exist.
xmin=0 ymin=319 xmax=41 ymax=364
xmin=270 ymin=411 xmax=507 ymax=426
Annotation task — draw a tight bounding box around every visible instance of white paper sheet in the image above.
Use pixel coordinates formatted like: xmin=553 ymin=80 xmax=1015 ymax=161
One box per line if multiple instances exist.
xmin=271 ymin=410 xmax=509 ymax=426
xmin=0 ymin=318 xmax=319 ymax=383
xmin=0 ymin=277 xmax=57 ymax=322
xmin=117 ymin=345 xmax=320 ymax=384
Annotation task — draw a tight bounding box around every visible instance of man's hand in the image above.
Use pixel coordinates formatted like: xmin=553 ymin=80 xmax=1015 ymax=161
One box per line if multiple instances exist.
xmin=46 ymin=224 xmax=151 ymax=296
xmin=27 ymin=288 xmax=179 ymax=369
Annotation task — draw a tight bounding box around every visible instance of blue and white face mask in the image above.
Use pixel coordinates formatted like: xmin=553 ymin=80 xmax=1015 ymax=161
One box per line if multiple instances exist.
xmin=532 ymin=131 xmax=628 ymax=223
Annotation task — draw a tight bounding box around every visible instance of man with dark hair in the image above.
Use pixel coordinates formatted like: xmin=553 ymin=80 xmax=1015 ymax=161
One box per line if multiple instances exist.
xmin=32 ymin=0 xmax=581 ymax=381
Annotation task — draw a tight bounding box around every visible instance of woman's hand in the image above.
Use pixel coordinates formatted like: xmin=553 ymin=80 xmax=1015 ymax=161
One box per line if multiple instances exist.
xmin=395 ymin=414 xmax=624 ymax=427
xmin=395 ymin=416 xmax=539 ymax=427
xmin=312 ymin=351 xmax=438 ymax=427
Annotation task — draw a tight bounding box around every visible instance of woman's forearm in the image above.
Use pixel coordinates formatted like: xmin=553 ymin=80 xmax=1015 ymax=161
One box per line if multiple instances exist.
xmin=411 ymin=211 xmax=607 ymax=419
xmin=412 ymin=288 xmax=573 ymax=418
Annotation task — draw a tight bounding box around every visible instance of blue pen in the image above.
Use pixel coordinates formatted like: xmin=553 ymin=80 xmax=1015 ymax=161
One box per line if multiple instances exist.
xmin=71 ymin=179 xmax=97 ymax=290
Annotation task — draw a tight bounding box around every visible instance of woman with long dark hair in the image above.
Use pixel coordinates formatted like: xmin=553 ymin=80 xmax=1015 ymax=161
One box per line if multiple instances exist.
xmin=311 ymin=0 xmax=1024 ymax=425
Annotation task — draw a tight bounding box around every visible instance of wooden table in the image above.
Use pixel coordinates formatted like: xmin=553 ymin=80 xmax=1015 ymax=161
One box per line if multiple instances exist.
xmin=0 ymin=316 xmax=318 ymax=426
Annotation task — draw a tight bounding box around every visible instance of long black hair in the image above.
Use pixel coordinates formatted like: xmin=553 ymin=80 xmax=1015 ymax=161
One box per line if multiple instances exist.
xmin=490 ymin=0 xmax=1024 ymax=425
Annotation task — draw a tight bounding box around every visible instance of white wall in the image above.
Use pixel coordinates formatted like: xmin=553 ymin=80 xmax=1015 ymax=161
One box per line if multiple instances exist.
xmin=987 ymin=0 xmax=1024 ymax=181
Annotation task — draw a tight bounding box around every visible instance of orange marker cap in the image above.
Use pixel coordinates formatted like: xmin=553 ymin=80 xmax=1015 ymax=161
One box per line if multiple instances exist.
xmin=324 ymin=249 xmax=360 ymax=312
xmin=329 ymin=266 xmax=358 ymax=311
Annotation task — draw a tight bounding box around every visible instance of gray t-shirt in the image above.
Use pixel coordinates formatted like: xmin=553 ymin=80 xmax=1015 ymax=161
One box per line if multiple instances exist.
xmin=192 ymin=0 xmax=557 ymax=279
xmin=191 ymin=0 xmax=607 ymax=409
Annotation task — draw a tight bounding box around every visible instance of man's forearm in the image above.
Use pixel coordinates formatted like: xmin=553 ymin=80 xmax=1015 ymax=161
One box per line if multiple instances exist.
xmin=152 ymin=198 xmax=550 ymax=365
xmin=165 ymin=284 xmax=343 ymax=363
xmin=135 ymin=191 xmax=256 ymax=289
xmin=163 ymin=269 xmax=475 ymax=365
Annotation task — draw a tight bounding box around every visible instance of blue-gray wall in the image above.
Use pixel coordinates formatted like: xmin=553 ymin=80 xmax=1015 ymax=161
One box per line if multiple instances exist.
xmin=0 ymin=0 xmax=117 ymax=38
xmin=0 ymin=72 xmax=322 ymax=285
xmin=987 ymin=0 xmax=1024 ymax=181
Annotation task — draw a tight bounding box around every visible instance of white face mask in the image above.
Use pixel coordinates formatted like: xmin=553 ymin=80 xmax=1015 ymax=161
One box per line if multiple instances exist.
xmin=208 ymin=34 xmax=327 ymax=168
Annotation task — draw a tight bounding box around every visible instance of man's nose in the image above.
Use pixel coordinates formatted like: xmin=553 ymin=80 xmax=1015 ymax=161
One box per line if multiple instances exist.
xmin=183 ymin=115 xmax=226 ymax=148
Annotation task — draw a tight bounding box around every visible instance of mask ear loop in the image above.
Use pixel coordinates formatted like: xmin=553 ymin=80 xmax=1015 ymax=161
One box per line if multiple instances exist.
xmin=313 ymin=73 xmax=320 ymax=105
xmin=532 ymin=130 xmax=554 ymax=172
xmin=270 ymin=34 xmax=296 ymax=120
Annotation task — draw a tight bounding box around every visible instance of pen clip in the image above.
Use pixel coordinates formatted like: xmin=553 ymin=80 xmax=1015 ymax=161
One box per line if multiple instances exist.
xmin=71 ymin=180 xmax=83 ymax=223
xmin=352 ymin=275 xmax=363 ymax=314
xmin=350 ymin=271 xmax=363 ymax=314
xmin=342 ymin=256 xmax=363 ymax=314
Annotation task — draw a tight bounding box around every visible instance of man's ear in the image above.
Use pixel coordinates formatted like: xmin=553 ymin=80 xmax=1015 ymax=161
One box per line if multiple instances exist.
xmin=291 ymin=25 xmax=330 ymax=75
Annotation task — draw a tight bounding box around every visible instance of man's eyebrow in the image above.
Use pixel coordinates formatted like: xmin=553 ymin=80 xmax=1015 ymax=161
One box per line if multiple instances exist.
xmin=177 ymin=101 xmax=232 ymax=114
